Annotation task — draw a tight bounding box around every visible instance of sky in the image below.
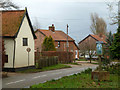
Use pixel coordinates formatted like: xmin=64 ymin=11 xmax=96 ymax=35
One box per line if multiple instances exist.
xmin=12 ymin=0 xmax=119 ymax=3
xmin=12 ymin=0 xmax=118 ymax=43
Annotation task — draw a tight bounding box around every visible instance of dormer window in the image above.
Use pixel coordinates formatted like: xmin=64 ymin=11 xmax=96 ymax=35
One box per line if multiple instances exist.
xmin=58 ymin=41 xmax=60 ymax=47
xmin=23 ymin=38 xmax=28 ymax=46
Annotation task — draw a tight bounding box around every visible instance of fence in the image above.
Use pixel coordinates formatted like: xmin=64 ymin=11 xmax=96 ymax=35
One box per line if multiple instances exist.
xmin=36 ymin=56 xmax=58 ymax=69
xmin=35 ymin=51 xmax=74 ymax=64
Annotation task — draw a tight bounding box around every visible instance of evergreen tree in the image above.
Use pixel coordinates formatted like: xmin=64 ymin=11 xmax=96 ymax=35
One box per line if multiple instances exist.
xmin=47 ymin=36 xmax=56 ymax=51
xmin=110 ymin=26 xmax=120 ymax=60
xmin=42 ymin=36 xmax=56 ymax=51
xmin=103 ymin=31 xmax=114 ymax=65
xmin=42 ymin=36 xmax=48 ymax=51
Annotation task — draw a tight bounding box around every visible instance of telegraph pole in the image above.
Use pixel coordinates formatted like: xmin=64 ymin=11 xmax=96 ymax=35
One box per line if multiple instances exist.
xmin=66 ymin=24 xmax=69 ymax=63
xmin=67 ymin=24 xmax=69 ymax=52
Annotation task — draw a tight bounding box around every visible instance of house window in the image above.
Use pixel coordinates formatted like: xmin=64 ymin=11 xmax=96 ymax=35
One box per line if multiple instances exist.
xmin=23 ymin=38 xmax=28 ymax=46
xmin=5 ymin=55 xmax=8 ymax=63
xmin=58 ymin=41 xmax=60 ymax=47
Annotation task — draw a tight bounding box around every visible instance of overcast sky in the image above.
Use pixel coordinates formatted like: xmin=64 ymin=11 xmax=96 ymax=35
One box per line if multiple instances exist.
xmin=12 ymin=0 xmax=118 ymax=3
xmin=12 ymin=0 xmax=118 ymax=43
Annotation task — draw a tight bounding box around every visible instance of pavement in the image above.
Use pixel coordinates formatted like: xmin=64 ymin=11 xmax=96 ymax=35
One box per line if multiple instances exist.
xmin=2 ymin=63 xmax=98 ymax=88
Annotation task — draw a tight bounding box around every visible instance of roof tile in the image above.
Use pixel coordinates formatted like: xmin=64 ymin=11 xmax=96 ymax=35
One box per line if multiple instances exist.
xmin=2 ymin=10 xmax=25 ymax=37
xmin=90 ymin=34 xmax=107 ymax=43
xmin=38 ymin=29 xmax=74 ymax=41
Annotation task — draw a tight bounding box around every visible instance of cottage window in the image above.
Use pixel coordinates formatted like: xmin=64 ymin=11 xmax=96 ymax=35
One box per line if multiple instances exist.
xmin=5 ymin=55 xmax=8 ymax=63
xmin=23 ymin=38 xmax=28 ymax=46
xmin=58 ymin=41 xmax=60 ymax=47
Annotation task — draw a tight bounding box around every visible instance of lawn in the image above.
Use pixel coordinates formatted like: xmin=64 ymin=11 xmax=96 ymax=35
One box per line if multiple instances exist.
xmin=30 ymin=68 xmax=119 ymax=88
xmin=17 ymin=64 xmax=71 ymax=73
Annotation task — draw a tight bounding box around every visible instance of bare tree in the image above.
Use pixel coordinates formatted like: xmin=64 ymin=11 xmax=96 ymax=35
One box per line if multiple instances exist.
xmin=90 ymin=13 xmax=107 ymax=35
xmin=79 ymin=39 xmax=96 ymax=63
xmin=106 ymin=0 xmax=119 ymax=25
xmin=0 ymin=0 xmax=19 ymax=10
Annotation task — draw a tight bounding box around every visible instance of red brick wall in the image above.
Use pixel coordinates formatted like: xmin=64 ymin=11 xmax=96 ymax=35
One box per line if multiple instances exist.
xmin=35 ymin=31 xmax=45 ymax=52
xmin=54 ymin=41 xmax=79 ymax=59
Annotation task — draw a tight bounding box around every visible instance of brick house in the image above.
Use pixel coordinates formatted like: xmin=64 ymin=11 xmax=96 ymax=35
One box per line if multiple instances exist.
xmin=35 ymin=24 xmax=79 ymax=59
xmin=78 ymin=34 xmax=106 ymax=58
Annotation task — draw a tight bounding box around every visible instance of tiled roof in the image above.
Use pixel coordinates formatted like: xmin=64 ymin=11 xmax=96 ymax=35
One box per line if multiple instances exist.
xmin=78 ymin=34 xmax=107 ymax=44
xmin=38 ymin=29 xmax=74 ymax=41
xmin=90 ymin=34 xmax=107 ymax=43
xmin=2 ymin=10 xmax=25 ymax=37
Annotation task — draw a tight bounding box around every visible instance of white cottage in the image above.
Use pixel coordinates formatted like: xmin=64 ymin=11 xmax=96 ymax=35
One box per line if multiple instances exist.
xmin=2 ymin=8 xmax=37 ymax=71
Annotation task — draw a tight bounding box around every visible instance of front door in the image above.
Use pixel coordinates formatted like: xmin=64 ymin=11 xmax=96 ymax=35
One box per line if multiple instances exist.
xmin=75 ymin=50 xmax=78 ymax=59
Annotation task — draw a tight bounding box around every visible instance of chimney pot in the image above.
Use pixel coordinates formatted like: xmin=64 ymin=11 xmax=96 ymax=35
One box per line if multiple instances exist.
xmin=49 ymin=24 xmax=55 ymax=32
xmin=52 ymin=24 xmax=54 ymax=26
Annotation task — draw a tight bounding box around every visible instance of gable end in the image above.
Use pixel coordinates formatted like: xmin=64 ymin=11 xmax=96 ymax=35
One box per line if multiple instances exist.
xmin=15 ymin=8 xmax=37 ymax=39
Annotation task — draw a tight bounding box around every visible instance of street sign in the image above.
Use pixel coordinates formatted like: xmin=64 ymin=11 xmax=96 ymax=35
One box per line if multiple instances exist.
xmin=26 ymin=48 xmax=31 ymax=52
xmin=96 ymin=41 xmax=103 ymax=55
xmin=26 ymin=48 xmax=31 ymax=67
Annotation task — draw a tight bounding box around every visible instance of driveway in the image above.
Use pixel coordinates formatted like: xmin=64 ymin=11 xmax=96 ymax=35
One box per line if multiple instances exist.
xmin=2 ymin=63 xmax=98 ymax=88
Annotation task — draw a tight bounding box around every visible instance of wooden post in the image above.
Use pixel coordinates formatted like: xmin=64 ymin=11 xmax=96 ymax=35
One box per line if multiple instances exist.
xmin=98 ymin=55 xmax=102 ymax=71
xmin=66 ymin=24 xmax=69 ymax=63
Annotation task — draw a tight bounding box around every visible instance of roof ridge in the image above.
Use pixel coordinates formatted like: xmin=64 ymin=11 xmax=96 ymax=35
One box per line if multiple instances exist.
xmin=38 ymin=29 xmax=62 ymax=31
xmin=1 ymin=10 xmax=25 ymax=12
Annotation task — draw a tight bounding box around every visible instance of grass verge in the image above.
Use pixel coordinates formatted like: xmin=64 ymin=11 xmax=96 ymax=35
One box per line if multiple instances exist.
xmin=17 ymin=64 xmax=71 ymax=73
xmin=77 ymin=59 xmax=87 ymax=61
xmin=30 ymin=72 xmax=119 ymax=88
xmin=68 ymin=62 xmax=81 ymax=65
xmin=91 ymin=62 xmax=98 ymax=65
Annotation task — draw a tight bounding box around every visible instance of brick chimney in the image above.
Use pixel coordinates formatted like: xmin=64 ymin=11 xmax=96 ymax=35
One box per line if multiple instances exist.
xmin=49 ymin=24 xmax=55 ymax=32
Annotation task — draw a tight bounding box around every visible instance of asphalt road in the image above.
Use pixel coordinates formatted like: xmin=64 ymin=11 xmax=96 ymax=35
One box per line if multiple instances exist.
xmin=2 ymin=64 xmax=98 ymax=88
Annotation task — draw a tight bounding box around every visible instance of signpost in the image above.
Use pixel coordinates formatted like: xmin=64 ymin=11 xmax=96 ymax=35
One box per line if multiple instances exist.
xmin=26 ymin=48 xmax=31 ymax=68
xmin=96 ymin=41 xmax=103 ymax=71
xmin=91 ymin=41 xmax=109 ymax=81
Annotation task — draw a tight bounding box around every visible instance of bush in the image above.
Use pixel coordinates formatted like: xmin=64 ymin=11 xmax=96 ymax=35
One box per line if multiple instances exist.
xmin=81 ymin=68 xmax=92 ymax=74
xmin=102 ymin=58 xmax=111 ymax=66
xmin=102 ymin=63 xmax=120 ymax=75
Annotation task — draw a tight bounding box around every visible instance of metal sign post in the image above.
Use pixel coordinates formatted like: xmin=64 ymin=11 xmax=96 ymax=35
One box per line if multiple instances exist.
xmin=26 ymin=48 xmax=31 ymax=68
xmin=96 ymin=41 xmax=103 ymax=71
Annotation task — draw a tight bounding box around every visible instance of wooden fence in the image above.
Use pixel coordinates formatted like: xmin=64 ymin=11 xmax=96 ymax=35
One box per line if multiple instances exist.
xmin=36 ymin=56 xmax=58 ymax=69
xmin=35 ymin=51 xmax=73 ymax=64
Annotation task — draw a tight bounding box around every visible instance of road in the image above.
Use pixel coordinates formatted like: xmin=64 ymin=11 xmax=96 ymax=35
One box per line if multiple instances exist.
xmin=2 ymin=64 xmax=98 ymax=88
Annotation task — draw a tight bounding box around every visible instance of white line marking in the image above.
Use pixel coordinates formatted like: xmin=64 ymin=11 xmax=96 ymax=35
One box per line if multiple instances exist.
xmin=33 ymin=75 xmax=47 ymax=79
xmin=33 ymin=76 xmax=41 ymax=79
xmin=6 ymin=79 xmax=25 ymax=85
xmin=52 ymin=72 xmax=62 ymax=75
xmin=41 ymin=75 xmax=47 ymax=77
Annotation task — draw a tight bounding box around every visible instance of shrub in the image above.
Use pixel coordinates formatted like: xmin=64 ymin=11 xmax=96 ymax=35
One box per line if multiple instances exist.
xmin=102 ymin=63 xmax=120 ymax=75
xmin=81 ymin=68 xmax=92 ymax=74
